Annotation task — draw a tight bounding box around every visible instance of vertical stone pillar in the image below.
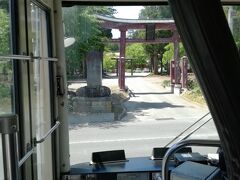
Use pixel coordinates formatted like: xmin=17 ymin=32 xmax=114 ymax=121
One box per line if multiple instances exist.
xmin=181 ymin=56 xmax=188 ymax=88
xmin=119 ymin=28 xmax=127 ymax=90
xmin=86 ymin=51 xmax=103 ymax=87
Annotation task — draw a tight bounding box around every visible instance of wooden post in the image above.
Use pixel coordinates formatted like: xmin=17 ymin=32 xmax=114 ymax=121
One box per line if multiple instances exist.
xmin=181 ymin=56 xmax=188 ymax=88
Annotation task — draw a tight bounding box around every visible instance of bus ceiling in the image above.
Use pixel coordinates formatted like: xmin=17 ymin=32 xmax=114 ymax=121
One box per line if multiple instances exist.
xmin=61 ymin=0 xmax=240 ymax=6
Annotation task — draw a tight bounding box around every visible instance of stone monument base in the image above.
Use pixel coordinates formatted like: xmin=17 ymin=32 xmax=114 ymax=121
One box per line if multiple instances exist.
xmin=174 ymin=84 xmax=182 ymax=95
xmin=69 ymin=112 xmax=115 ymax=124
xmin=72 ymin=97 xmax=112 ymax=113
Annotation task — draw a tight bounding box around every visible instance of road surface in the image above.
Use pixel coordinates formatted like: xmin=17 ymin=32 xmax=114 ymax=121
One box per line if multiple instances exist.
xmin=69 ymin=74 xmax=218 ymax=164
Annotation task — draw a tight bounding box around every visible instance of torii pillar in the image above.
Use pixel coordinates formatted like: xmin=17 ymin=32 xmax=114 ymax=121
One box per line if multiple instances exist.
xmin=172 ymin=31 xmax=182 ymax=94
xmin=173 ymin=31 xmax=181 ymax=85
xmin=119 ymin=28 xmax=127 ymax=90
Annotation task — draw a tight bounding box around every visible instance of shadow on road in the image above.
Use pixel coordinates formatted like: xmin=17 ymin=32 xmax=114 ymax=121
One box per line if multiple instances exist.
xmin=125 ymin=101 xmax=185 ymax=111
xmin=68 ymin=112 xmax=139 ymax=130
xmin=129 ymin=92 xmax=173 ymax=97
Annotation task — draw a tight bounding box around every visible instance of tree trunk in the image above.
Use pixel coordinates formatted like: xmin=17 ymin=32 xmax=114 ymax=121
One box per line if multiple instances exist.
xmin=160 ymin=54 xmax=163 ymax=75
xmin=153 ymin=51 xmax=158 ymax=75
xmin=150 ymin=55 xmax=154 ymax=72
xmin=82 ymin=55 xmax=87 ymax=78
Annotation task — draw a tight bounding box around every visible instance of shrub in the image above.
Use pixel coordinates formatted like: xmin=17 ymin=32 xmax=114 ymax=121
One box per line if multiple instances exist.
xmin=0 ymin=84 xmax=10 ymax=99
xmin=183 ymin=77 xmax=205 ymax=104
xmin=162 ymin=80 xmax=171 ymax=88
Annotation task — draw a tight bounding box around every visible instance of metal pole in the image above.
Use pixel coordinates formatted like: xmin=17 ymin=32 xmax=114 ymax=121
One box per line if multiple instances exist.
xmin=0 ymin=114 xmax=19 ymax=180
xmin=54 ymin=0 xmax=70 ymax=174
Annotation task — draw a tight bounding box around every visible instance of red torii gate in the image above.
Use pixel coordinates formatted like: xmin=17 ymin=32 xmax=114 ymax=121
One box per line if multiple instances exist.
xmin=97 ymin=15 xmax=182 ymax=90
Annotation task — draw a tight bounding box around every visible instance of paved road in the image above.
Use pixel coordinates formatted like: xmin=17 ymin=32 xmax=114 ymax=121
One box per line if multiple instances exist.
xmin=69 ymin=74 xmax=218 ymax=164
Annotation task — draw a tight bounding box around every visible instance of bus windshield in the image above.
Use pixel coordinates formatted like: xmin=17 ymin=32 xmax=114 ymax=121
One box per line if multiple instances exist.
xmin=62 ymin=5 xmax=226 ymax=165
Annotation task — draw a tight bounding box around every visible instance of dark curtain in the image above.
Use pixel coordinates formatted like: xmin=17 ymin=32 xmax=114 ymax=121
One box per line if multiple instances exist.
xmin=168 ymin=0 xmax=240 ymax=179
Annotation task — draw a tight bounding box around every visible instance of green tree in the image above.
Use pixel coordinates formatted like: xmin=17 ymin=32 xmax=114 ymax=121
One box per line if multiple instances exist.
xmin=223 ymin=6 xmax=240 ymax=48
xmin=103 ymin=50 xmax=116 ymax=72
xmin=126 ymin=44 xmax=147 ymax=69
xmin=139 ymin=6 xmax=172 ymax=20
xmin=63 ymin=6 xmax=116 ymax=79
xmin=137 ymin=6 xmax=173 ymax=74
xmin=105 ymin=43 xmax=119 ymax=52
xmin=0 ymin=6 xmax=11 ymax=109
xmin=0 ymin=9 xmax=10 ymax=55
xmin=162 ymin=43 xmax=185 ymax=68
xmin=0 ymin=8 xmax=11 ymax=78
xmin=230 ymin=7 xmax=240 ymax=48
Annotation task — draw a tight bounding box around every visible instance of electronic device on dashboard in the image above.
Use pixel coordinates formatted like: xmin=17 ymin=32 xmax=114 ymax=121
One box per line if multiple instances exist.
xmin=91 ymin=150 xmax=127 ymax=164
xmin=151 ymin=147 xmax=192 ymax=160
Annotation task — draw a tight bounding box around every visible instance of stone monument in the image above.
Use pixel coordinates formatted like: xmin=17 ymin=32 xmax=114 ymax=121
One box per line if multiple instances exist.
xmin=72 ymin=51 xmax=114 ymax=122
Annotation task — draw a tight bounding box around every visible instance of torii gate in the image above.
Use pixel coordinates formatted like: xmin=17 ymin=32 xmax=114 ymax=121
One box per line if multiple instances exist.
xmin=97 ymin=15 xmax=182 ymax=90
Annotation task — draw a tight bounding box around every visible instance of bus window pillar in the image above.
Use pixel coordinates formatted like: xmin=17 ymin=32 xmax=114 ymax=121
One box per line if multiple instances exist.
xmin=54 ymin=0 xmax=70 ymax=175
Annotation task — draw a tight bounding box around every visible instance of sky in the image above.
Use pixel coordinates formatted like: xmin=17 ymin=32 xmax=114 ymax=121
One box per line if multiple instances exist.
xmin=114 ymin=6 xmax=143 ymax=19
xmin=112 ymin=6 xmax=144 ymax=38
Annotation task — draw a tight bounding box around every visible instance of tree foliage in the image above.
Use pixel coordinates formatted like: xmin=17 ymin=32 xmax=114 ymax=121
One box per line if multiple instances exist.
xmin=103 ymin=50 xmax=116 ymax=72
xmin=0 ymin=9 xmax=10 ymax=55
xmin=0 ymin=6 xmax=11 ymax=108
xmin=139 ymin=6 xmax=172 ymax=20
xmin=0 ymin=7 xmax=11 ymax=77
xmin=162 ymin=43 xmax=185 ymax=65
xmin=126 ymin=44 xmax=148 ymax=69
xmin=230 ymin=6 xmax=240 ymax=48
xmin=63 ymin=6 xmax=116 ymax=78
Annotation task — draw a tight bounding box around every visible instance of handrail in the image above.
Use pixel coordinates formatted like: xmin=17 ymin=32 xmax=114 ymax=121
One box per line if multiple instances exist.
xmin=35 ymin=121 xmax=60 ymax=144
xmin=179 ymin=118 xmax=212 ymax=141
xmin=41 ymin=57 xmax=58 ymax=62
xmin=0 ymin=55 xmax=58 ymax=62
xmin=162 ymin=139 xmax=221 ymax=180
xmin=19 ymin=121 xmax=60 ymax=167
xmin=164 ymin=112 xmax=210 ymax=147
xmin=0 ymin=55 xmax=32 ymax=60
xmin=18 ymin=148 xmax=34 ymax=167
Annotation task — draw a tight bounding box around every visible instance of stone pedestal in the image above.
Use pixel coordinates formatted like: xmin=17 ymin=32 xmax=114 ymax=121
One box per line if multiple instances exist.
xmin=174 ymin=84 xmax=182 ymax=95
xmin=72 ymin=97 xmax=112 ymax=113
xmin=72 ymin=97 xmax=114 ymax=122
xmin=170 ymin=84 xmax=174 ymax=93
xmin=76 ymin=86 xmax=111 ymax=97
xmin=70 ymin=51 xmax=125 ymax=123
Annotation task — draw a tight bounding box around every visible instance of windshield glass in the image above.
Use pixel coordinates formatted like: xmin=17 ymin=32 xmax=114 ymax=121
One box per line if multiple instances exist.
xmin=60 ymin=5 xmax=240 ymax=165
